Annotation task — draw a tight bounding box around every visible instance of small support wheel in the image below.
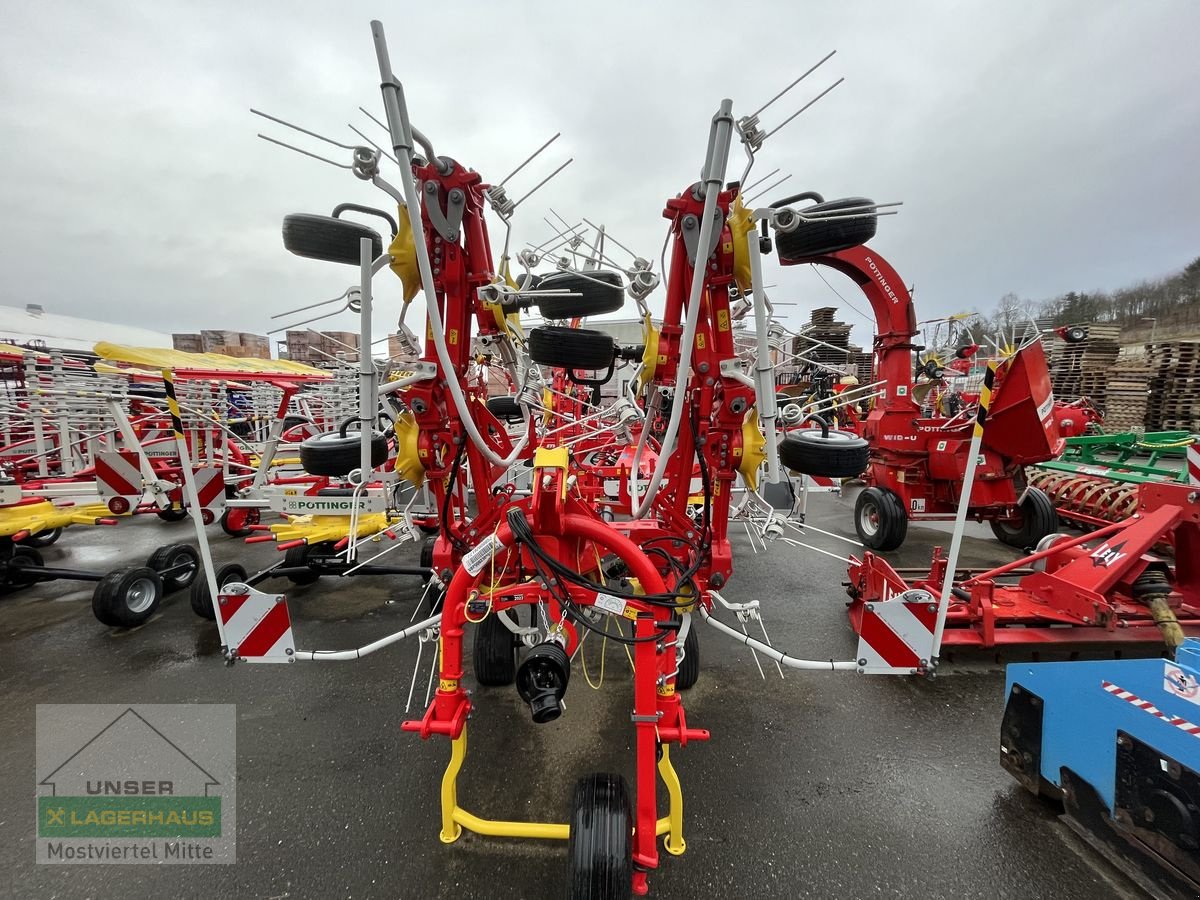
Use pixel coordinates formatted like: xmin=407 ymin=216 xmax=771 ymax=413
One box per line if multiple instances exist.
xmin=20 ymin=527 xmax=62 ymax=548
xmin=156 ymin=506 xmax=189 ymax=522
xmin=190 ymin=562 xmax=248 ymax=620
xmin=220 ymin=506 xmax=261 ymax=537
xmin=4 ymin=546 xmax=45 ymax=591
xmin=675 ymin=625 xmax=699 ymax=690
xmin=92 ymin=567 xmax=164 ymax=628
xmin=473 ymin=612 xmax=516 ymax=686
xmin=990 ymin=487 xmax=1058 ymax=550
xmin=567 ymin=773 xmax=634 ymax=900
xmin=778 ymin=427 xmax=868 ymax=478
xmin=146 ymin=543 xmax=200 ymax=593
xmin=284 ymin=545 xmax=320 ymax=585
xmin=854 ymin=487 xmax=908 ymax=551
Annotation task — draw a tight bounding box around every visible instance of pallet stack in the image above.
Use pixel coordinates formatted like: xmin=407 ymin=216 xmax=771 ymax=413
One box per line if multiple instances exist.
xmin=285 ymin=330 xmax=360 ymax=366
xmin=1102 ymin=347 xmax=1154 ymax=431
xmin=1042 ymin=323 xmax=1121 ymax=407
xmin=791 ymin=307 xmax=871 ymax=382
xmin=1144 ymin=340 xmax=1200 ymax=432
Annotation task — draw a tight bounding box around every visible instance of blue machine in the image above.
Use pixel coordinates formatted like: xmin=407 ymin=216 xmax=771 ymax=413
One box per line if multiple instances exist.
xmin=1002 ymin=639 xmax=1200 ymax=898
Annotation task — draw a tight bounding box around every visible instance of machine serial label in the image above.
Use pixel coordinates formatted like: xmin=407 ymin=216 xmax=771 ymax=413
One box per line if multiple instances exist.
xmin=463 ymin=533 xmax=503 ymax=575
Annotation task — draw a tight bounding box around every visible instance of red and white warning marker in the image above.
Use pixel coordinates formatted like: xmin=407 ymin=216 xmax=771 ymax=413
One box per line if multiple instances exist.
xmin=191 ymin=465 xmax=227 ymax=512
xmin=855 ymin=586 xmax=938 ymax=674
xmin=1188 ymin=444 xmax=1199 ymax=487
xmin=219 ymin=585 xmax=295 ymax=664
xmin=1103 ymin=680 xmax=1200 ymax=738
xmin=96 ymin=450 xmax=143 ymax=513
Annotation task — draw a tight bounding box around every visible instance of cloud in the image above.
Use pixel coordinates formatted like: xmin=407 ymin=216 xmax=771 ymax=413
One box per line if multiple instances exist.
xmin=1 ymin=0 xmax=1197 ymax=349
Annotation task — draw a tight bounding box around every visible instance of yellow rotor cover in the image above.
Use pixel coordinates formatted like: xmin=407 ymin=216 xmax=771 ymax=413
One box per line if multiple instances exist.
xmin=738 ymin=407 xmax=767 ymax=491
xmin=393 ymin=412 xmax=425 ymax=486
xmin=388 ymin=207 xmax=421 ymax=303
xmin=638 ymin=314 xmax=660 ymax=390
xmin=728 ymin=194 xmax=755 ymax=296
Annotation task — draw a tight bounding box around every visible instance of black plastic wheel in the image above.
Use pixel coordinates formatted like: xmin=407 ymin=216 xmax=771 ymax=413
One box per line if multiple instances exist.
xmin=1063 ymin=326 xmax=1088 ymax=344
xmin=298 ymin=431 xmax=389 ymax=477
xmin=990 ymin=487 xmax=1058 ymax=550
xmin=282 ymin=213 xmax=383 ymax=266
xmin=4 ymin=546 xmax=45 ymax=590
xmin=156 ymin=507 xmax=189 ymax=522
xmin=284 ymin=545 xmax=320 ymax=585
xmin=20 ymin=527 xmax=62 ymax=548
xmin=855 ymin=487 xmax=908 ymax=551
xmin=190 ymin=562 xmax=248 ymax=620
xmin=775 ymin=196 xmax=878 ymax=261
xmin=778 ymin=429 xmax=869 ymax=478
xmin=528 ymin=327 xmax=616 ymax=371
xmin=473 ymin=613 xmax=516 ymax=686
xmin=567 ymin=773 xmax=634 ymax=900
xmin=146 ymin=542 xmax=200 ymax=593
xmin=486 ymin=395 xmax=524 ymax=423
xmin=676 ymin=623 xmax=699 ymax=690
xmin=92 ymin=566 xmax=164 ymax=628
xmin=534 ymin=270 xmax=625 ymax=318
xmin=220 ymin=506 xmax=261 ymax=537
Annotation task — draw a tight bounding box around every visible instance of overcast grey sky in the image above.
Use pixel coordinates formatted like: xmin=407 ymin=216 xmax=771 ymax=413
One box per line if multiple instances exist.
xmin=2 ymin=1 xmax=1197 ymax=348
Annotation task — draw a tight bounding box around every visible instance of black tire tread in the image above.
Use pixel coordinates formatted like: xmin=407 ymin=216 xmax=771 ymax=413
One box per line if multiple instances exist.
xmin=282 ymin=213 xmax=382 ymax=266
xmin=528 ymin=327 xmax=616 ymax=370
xmin=776 ymin=196 xmax=878 ymax=261
xmin=567 ymin=773 xmax=633 ymax=900
xmin=473 ymin=613 xmax=516 ymax=686
xmin=778 ymin=429 xmax=869 ymax=478
xmin=535 ymin=270 xmax=625 ymax=319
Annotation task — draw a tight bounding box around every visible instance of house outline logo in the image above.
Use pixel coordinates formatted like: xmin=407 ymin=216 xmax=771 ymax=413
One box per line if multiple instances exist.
xmin=38 ymin=707 xmax=220 ymax=798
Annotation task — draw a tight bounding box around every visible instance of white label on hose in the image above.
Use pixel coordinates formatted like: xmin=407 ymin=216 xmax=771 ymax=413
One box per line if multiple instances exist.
xmin=593 ymin=592 xmax=627 ymax=617
xmin=463 ymin=533 xmax=503 ymax=575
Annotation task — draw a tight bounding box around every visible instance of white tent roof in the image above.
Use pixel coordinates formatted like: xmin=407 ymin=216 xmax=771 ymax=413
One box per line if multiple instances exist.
xmin=0 ymin=304 xmax=172 ymax=354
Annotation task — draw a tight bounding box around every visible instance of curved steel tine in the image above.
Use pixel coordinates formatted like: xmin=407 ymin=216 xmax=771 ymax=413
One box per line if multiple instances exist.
xmin=256 ymin=134 xmax=352 ymax=169
xmin=251 ymin=108 xmax=358 ymax=150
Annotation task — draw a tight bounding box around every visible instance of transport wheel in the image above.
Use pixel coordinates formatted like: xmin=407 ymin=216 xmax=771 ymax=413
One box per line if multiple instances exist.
xmin=567 ymin=773 xmax=634 ymax=900
xmin=778 ymin=429 xmax=869 ymax=478
xmin=775 ymin=196 xmax=878 ymax=261
xmin=220 ymin=506 xmax=260 ymax=537
xmin=855 ymin=487 xmax=908 ymax=551
xmin=20 ymin=528 xmax=62 ymax=548
xmin=146 ymin=542 xmax=200 ymax=592
xmin=156 ymin=507 xmax=189 ymax=522
xmin=534 ymin=270 xmax=625 ymax=318
xmin=92 ymin=567 xmax=164 ymax=628
xmin=1063 ymin=325 xmax=1087 ymax=343
xmin=282 ymin=213 xmax=382 ymax=266
xmin=486 ymin=395 xmax=524 ymax=423
xmin=4 ymin=546 xmax=45 ymax=590
xmin=473 ymin=612 xmax=516 ymax=686
xmin=298 ymin=430 xmax=389 ymax=477
xmin=528 ymin=327 xmax=616 ymax=371
xmin=190 ymin=562 xmax=248 ymax=620
xmin=675 ymin=624 xmax=700 ymax=690
xmin=990 ymin=487 xmax=1058 ymax=550
xmin=284 ymin=545 xmax=320 ymax=585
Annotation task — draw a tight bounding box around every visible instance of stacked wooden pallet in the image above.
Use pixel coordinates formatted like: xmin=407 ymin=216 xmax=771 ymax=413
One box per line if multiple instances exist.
xmin=1042 ymin=323 xmax=1121 ymax=405
xmin=1144 ymin=340 xmax=1200 ymax=432
xmin=1102 ymin=358 xmax=1154 ymax=432
xmin=790 ymin=307 xmax=874 ymax=382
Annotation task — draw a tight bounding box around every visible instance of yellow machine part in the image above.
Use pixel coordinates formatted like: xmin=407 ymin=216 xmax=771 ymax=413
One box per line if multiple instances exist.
xmin=728 ymin=194 xmax=755 ymax=296
xmin=393 ymin=412 xmax=426 ymax=487
xmin=93 ymin=343 xmax=326 ymax=378
xmin=737 ymin=408 xmax=767 ymax=492
xmin=638 ymin=314 xmax=660 ymax=390
xmin=267 ymin=512 xmax=400 ymax=545
xmin=387 ymin=207 xmax=421 ymax=303
xmin=0 ymin=500 xmax=117 ymax=538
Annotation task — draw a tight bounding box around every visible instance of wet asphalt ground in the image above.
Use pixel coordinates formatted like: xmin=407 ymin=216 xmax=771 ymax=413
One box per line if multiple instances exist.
xmin=0 ymin=491 xmax=1149 ymax=899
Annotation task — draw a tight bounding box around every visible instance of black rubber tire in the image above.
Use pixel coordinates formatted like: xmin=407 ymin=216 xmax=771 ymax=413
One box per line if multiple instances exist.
xmin=775 ymin=197 xmax=878 ymax=261
xmin=990 ymin=487 xmax=1059 ymax=550
xmin=528 ymin=327 xmax=616 ymax=370
xmin=676 ymin=624 xmax=699 ymax=691
xmin=299 ymin=431 xmax=388 ymax=477
xmin=1063 ymin=326 xmax=1088 ymax=344
xmin=420 ymin=536 xmax=437 ymax=584
xmin=282 ymin=213 xmax=382 ymax=266
xmin=284 ymin=545 xmax=320 ymax=585
xmin=5 ymin=546 xmax=45 ymax=590
xmin=778 ymin=429 xmax=869 ymax=478
xmin=146 ymin=542 xmax=200 ymax=593
xmin=92 ymin=567 xmax=163 ymax=628
xmin=534 ymin=270 xmax=625 ymax=318
xmin=190 ymin=562 xmax=247 ymax=620
xmin=20 ymin=527 xmax=62 ymax=548
xmin=486 ymin=395 xmax=524 ymax=423
xmin=156 ymin=507 xmax=189 ymax=522
xmin=567 ymin=773 xmax=634 ymax=900
xmin=854 ymin=487 xmax=908 ymax=551
xmin=473 ymin=613 xmax=516 ymax=686
xmin=220 ymin=506 xmax=261 ymax=537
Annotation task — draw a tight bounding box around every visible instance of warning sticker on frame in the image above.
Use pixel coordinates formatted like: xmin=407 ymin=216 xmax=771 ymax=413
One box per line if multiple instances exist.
xmin=463 ymin=534 xmax=504 ymax=575
xmin=1165 ymin=663 xmax=1200 ymax=705
xmin=593 ymin=592 xmax=628 ymax=617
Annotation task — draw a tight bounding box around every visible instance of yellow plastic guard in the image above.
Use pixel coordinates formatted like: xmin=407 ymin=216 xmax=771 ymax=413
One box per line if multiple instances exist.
xmin=738 ymin=408 xmax=768 ymax=491
xmin=638 ymin=314 xmax=660 ymax=389
xmin=728 ymin=194 xmax=755 ymax=296
xmin=387 ymin=207 xmax=421 ymax=303
xmin=393 ymin=412 xmax=425 ymax=486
